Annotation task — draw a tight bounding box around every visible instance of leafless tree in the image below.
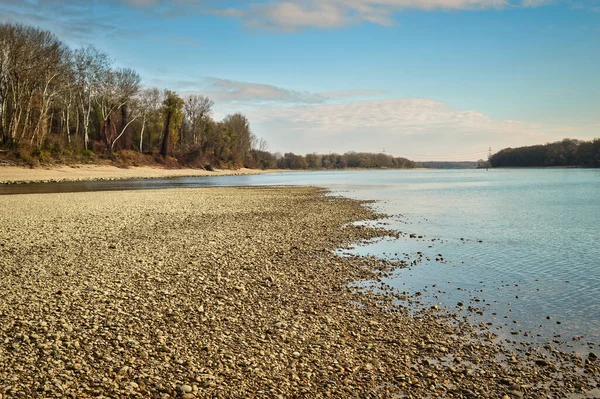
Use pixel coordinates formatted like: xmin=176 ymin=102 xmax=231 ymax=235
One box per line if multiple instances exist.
xmin=73 ymin=45 xmax=110 ymax=149
xmin=137 ymin=87 xmax=161 ymax=153
xmin=96 ymin=67 xmax=140 ymax=150
xmin=183 ymin=94 xmax=213 ymax=146
xmin=0 ymin=23 xmax=67 ymax=146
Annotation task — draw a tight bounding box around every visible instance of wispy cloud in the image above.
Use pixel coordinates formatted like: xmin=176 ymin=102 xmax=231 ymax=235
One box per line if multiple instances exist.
xmin=243 ymin=97 xmax=582 ymax=159
xmin=174 ymin=78 xmax=388 ymax=105
xmin=199 ymin=78 xmax=327 ymax=104
xmin=8 ymin=0 xmax=554 ymax=33
xmin=0 ymin=0 xmax=132 ymax=43
xmin=209 ymin=0 xmax=552 ymax=30
xmin=168 ymin=77 xmax=594 ymax=159
xmin=567 ymin=0 xmax=600 ymax=12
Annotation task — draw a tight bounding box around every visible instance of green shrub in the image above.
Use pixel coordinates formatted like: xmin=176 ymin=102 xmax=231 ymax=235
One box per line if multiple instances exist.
xmin=81 ymin=149 xmax=96 ymax=161
xmin=37 ymin=150 xmax=52 ymax=164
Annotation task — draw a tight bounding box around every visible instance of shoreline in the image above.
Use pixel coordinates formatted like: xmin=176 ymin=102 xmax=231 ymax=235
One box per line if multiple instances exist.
xmin=0 ymin=165 xmax=287 ymax=185
xmin=0 ymin=187 xmax=598 ymax=398
xmin=0 ymin=165 xmax=437 ymax=186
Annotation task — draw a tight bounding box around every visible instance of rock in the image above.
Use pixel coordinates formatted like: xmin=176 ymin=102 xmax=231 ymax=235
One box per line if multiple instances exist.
xmin=180 ymin=384 xmax=193 ymax=393
xmin=508 ymin=390 xmax=523 ymax=398
xmin=535 ymin=359 xmax=550 ymax=366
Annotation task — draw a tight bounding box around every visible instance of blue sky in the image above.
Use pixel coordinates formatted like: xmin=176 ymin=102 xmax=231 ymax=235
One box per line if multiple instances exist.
xmin=1 ymin=0 xmax=598 ymax=160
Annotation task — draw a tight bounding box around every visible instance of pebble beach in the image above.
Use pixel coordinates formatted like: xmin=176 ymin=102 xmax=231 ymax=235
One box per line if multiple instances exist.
xmin=0 ymin=187 xmax=598 ymax=398
xmin=0 ymin=165 xmax=278 ymax=185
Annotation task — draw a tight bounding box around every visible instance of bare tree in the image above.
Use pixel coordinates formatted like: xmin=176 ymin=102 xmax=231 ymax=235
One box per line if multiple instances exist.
xmin=96 ymin=67 xmax=141 ymax=151
xmin=0 ymin=23 xmax=67 ymax=146
xmin=183 ymin=94 xmax=213 ymax=147
xmin=73 ymin=45 xmax=110 ymax=149
xmin=0 ymin=21 xmax=283 ymax=170
xmin=137 ymin=87 xmax=161 ymax=153
xmin=258 ymin=137 xmax=268 ymax=152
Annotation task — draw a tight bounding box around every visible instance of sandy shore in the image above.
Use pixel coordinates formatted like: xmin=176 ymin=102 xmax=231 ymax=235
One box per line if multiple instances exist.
xmin=0 ymin=165 xmax=282 ymax=184
xmin=0 ymin=187 xmax=598 ymax=398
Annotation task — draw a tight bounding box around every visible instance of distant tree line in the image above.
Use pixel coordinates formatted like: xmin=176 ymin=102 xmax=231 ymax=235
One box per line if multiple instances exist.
xmin=489 ymin=139 xmax=600 ymax=168
xmin=268 ymin=152 xmax=415 ymax=170
xmin=416 ymin=161 xmax=479 ymax=169
xmin=0 ymin=22 xmax=267 ymax=168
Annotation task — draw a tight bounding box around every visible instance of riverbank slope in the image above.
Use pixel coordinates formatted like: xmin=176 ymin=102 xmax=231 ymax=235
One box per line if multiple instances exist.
xmin=0 ymin=187 xmax=597 ymax=398
xmin=0 ymin=165 xmax=282 ymax=184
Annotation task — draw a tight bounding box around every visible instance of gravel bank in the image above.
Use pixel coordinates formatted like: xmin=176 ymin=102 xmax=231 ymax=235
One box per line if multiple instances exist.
xmin=0 ymin=165 xmax=280 ymax=185
xmin=0 ymin=187 xmax=598 ymax=398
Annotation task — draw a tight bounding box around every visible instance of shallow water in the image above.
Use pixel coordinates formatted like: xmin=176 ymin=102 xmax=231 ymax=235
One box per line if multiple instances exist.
xmin=3 ymin=168 xmax=599 ymax=351
xmin=326 ymin=169 xmax=600 ymax=353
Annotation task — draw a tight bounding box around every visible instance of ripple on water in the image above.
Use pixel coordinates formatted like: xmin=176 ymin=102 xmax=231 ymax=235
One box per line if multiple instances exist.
xmin=331 ymin=169 xmax=600 ymax=353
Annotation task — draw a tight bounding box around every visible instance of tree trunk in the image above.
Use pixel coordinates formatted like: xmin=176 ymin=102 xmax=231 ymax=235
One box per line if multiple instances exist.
xmin=111 ymin=116 xmax=138 ymax=152
xmin=65 ymin=106 xmax=70 ymax=143
xmin=121 ymin=104 xmax=132 ymax=150
xmin=83 ymin=94 xmax=92 ymax=150
xmin=160 ymin=110 xmax=172 ymax=158
xmin=101 ymin=113 xmax=111 ymax=149
xmin=139 ymin=115 xmax=146 ymax=153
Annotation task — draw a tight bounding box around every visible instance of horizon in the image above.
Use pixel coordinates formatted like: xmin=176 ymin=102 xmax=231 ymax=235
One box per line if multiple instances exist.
xmin=1 ymin=0 xmax=598 ymax=161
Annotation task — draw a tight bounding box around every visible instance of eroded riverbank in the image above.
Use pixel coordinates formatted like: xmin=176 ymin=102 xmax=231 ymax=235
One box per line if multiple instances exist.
xmin=0 ymin=187 xmax=598 ymax=398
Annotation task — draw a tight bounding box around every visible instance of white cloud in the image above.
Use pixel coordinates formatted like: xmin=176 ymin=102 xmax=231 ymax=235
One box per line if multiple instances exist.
xmin=175 ymin=78 xmax=388 ymax=105
xmin=0 ymin=0 xmax=134 ymax=43
xmin=198 ymin=78 xmax=327 ymax=104
xmin=211 ymin=0 xmax=551 ymax=30
xmin=2 ymin=0 xmax=554 ymax=33
xmin=242 ymin=98 xmax=575 ymax=160
xmin=243 ymin=2 xmax=355 ymax=30
xmin=181 ymin=78 xmax=592 ymax=160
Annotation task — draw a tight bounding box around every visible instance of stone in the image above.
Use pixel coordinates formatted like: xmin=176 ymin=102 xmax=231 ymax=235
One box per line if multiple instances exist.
xmin=180 ymin=384 xmax=193 ymax=393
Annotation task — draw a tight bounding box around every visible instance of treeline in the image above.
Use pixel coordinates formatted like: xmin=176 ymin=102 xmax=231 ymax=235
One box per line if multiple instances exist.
xmin=267 ymin=152 xmax=415 ymax=170
xmin=416 ymin=161 xmax=479 ymax=169
xmin=490 ymin=139 xmax=600 ymax=168
xmin=0 ymin=22 xmax=267 ymax=168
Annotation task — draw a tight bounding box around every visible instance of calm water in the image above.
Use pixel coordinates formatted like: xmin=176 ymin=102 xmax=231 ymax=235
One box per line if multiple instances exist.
xmin=2 ymin=169 xmax=599 ymax=350
xmin=325 ymin=169 xmax=600 ymax=353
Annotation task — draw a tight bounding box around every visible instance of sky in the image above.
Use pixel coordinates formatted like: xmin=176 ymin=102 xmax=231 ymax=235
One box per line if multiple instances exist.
xmin=1 ymin=0 xmax=599 ymax=160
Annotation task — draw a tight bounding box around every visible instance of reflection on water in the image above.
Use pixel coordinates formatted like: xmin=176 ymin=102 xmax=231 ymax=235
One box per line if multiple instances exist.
xmin=2 ymin=168 xmax=599 ymax=351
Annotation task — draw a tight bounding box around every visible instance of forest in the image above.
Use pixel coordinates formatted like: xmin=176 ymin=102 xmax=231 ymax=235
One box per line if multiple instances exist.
xmin=0 ymin=22 xmax=415 ymax=171
xmin=489 ymin=139 xmax=600 ymax=168
xmin=0 ymin=22 xmax=264 ymax=169
xmin=273 ymin=152 xmax=415 ymax=170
